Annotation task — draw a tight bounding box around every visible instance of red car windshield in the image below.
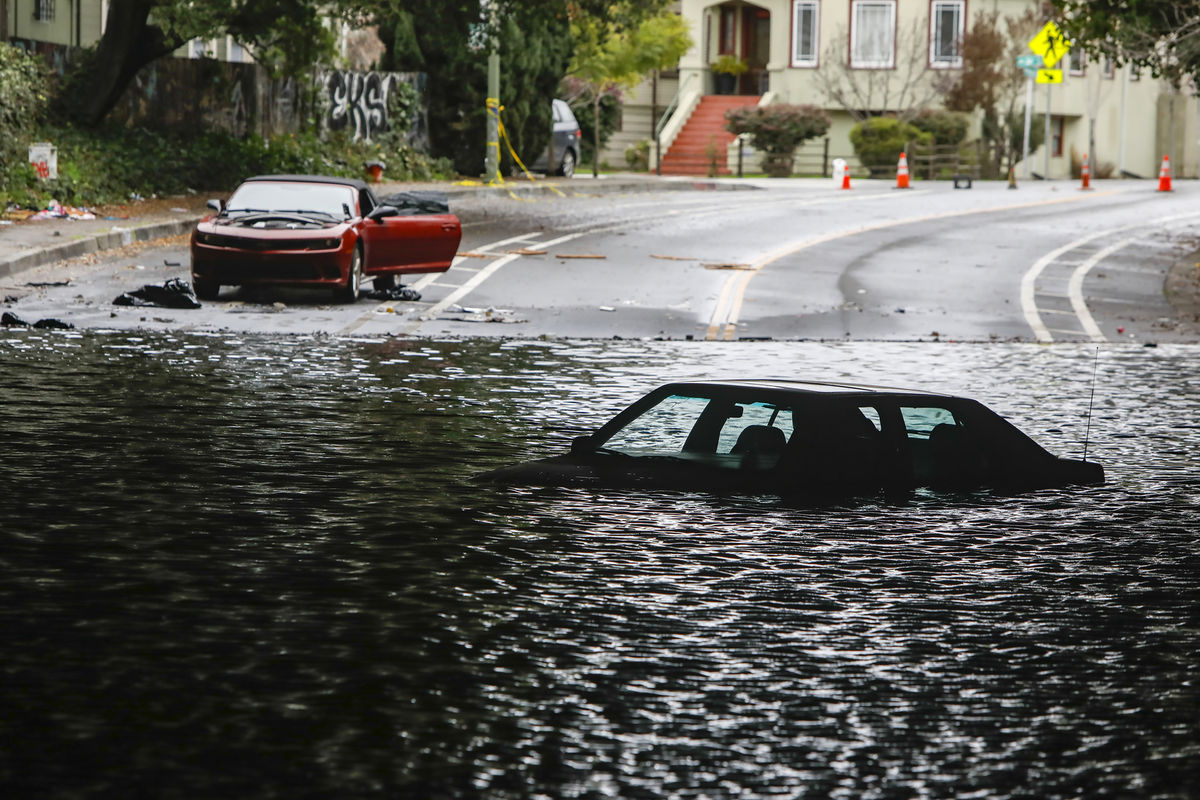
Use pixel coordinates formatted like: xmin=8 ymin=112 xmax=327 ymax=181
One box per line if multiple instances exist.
xmin=226 ymin=182 xmax=357 ymax=219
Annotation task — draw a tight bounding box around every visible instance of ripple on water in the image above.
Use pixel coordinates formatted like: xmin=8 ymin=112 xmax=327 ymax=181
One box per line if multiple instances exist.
xmin=0 ymin=331 xmax=1197 ymax=799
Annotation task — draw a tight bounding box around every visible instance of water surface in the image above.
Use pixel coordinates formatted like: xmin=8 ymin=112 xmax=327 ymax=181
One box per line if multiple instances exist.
xmin=1 ymin=332 xmax=1196 ymax=798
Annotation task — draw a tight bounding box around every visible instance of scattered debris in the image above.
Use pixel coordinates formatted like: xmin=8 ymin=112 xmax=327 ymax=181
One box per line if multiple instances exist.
xmin=2 ymin=312 xmax=73 ymax=329
xmin=556 ymin=253 xmax=607 ymax=259
xmin=26 ymin=280 xmax=71 ymax=287
xmin=598 ymin=305 xmax=616 ymax=312
xmin=33 ymin=318 xmax=73 ymax=329
xmin=272 ymin=302 xmax=286 ymax=311
xmin=702 ymin=262 xmax=753 ymax=270
xmin=440 ymin=304 xmax=526 ymax=323
xmin=364 ymin=285 xmax=422 ymax=302
xmin=113 ymin=277 xmax=201 ymax=309
xmin=164 ymin=258 xmax=181 ymax=267
xmin=456 ymin=252 xmax=491 ymax=259
xmin=651 ymin=254 xmax=699 ymax=261
xmin=507 ymin=248 xmax=548 ymax=256
xmin=3 ymin=296 xmax=19 ymax=304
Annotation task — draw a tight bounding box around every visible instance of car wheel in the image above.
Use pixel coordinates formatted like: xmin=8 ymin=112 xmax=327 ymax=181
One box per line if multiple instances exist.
xmin=373 ymin=273 xmax=396 ymax=291
xmin=193 ymin=278 xmax=219 ymax=301
xmin=337 ymin=245 xmax=363 ymax=303
xmin=559 ymin=149 xmax=576 ymax=178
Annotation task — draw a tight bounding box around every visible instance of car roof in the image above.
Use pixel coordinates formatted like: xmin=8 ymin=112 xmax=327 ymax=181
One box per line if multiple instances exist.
xmin=243 ymin=174 xmax=370 ymax=191
xmin=661 ymin=378 xmax=957 ymax=399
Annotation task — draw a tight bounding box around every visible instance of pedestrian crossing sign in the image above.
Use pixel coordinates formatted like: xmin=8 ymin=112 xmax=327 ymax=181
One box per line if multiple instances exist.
xmin=1029 ymin=21 xmax=1071 ymax=68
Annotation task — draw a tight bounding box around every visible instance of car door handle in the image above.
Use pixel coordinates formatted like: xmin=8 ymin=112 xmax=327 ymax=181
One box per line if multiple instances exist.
xmin=441 ymin=223 xmax=457 ymax=231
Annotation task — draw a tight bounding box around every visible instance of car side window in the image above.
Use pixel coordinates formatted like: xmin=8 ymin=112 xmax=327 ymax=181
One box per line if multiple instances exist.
xmin=900 ymin=406 xmax=957 ymax=438
xmin=603 ymin=394 xmax=710 ymax=456
xmin=716 ymin=402 xmax=794 ymax=454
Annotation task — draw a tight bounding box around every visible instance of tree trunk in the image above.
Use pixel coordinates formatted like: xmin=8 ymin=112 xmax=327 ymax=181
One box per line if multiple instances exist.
xmin=72 ymin=0 xmax=183 ymax=126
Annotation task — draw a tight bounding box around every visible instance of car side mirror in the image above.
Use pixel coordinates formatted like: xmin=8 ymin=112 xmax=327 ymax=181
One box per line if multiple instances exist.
xmin=367 ymin=205 xmax=399 ymax=222
xmin=570 ymin=435 xmax=595 ymax=454
xmin=206 ymin=199 xmax=224 ymax=213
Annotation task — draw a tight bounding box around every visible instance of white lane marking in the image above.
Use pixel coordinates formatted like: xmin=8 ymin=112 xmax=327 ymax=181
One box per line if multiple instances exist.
xmin=710 ymin=189 xmax=1125 ymax=341
xmin=1068 ymin=238 xmax=1136 ymax=342
xmin=341 ymin=231 xmax=542 ymax=333
xmin=1021 ymin=211 xmax=1200 ymax=342
xmin=415 ymin=231 xmax=585 ymax=323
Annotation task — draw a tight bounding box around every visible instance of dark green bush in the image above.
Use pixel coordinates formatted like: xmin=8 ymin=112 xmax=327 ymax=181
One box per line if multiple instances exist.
xmin=6 ymin=124 xmax=455 ymax=208
xmin=1 ymin=44 xmax=50 ymax=204
xmin=849 ymin=117 xmax=931 ymax=176
xmin=724 ymin=104 xmax=831 ymax=155
xmin=910 ymin=109 xmax=970 ymax=147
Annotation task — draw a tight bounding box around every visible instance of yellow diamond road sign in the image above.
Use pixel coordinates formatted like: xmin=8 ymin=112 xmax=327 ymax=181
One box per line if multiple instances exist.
xmin=1029 ymin=21 xmax=1071 ymax=68
xmin=1036 ymin=68 xmax=1063 ymax=84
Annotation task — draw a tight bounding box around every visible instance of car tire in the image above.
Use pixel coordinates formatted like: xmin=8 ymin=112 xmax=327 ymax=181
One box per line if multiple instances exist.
xmin=373 ymin=273 xmax=396 ymax=291
xmin=559 ymin=149 xmax=576 ymax=178
xmin=193 ymin=278 xmax=219 ymax=301
xmin=337 ymin=245 xmax=363 ymax=303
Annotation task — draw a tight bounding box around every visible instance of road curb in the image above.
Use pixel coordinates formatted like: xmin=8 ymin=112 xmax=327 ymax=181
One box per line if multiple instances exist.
xmin=1 ymin=217 xmax=202 ymax=282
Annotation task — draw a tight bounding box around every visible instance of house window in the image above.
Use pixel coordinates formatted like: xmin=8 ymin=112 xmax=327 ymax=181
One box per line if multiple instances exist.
xmin=1068 ymin=49 xmax=1086 ymax=76
xmin=929 ymin=1 xmax=964 ymax=67
xmin=1129 ymin=63 xmax=1141 ymax=81
xmin=792 ymin=1 xmax=819 ymax=67
xmin=1102 ymin=56 xmax=1114 ymax=78
xmin=33 ymin=0 xmax=54 ymax=21
xmin=851 ymin=0 xmax=896 ymax=69
xmin=1051 ymin=117 xmax=1064 ymax=157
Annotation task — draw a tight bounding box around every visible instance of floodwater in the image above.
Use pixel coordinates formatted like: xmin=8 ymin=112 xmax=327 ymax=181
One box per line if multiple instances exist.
xmin=1 ymin=332 xmax=1197 ymax=799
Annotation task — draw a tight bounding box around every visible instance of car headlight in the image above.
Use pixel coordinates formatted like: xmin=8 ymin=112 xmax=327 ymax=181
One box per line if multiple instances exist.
xmin=196 ymin=231 xmax=221 ymax=246
xmin=318 ymin=237 xmax=342 ymax=249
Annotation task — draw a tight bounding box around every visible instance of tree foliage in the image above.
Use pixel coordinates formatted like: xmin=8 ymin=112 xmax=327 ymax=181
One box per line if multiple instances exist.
xmin=1051 ymin=0 xmax=1200 ymax=85
xmin=566 ymin=4 xmax=692 ymax=174
xmin=378 ymin=0 xmax=571 ymax=176
xmin=57 ymin=0 xmax=358 ymax=127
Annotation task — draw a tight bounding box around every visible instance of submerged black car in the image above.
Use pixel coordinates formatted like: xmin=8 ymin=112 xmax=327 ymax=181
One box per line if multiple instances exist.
xmin=480 ymin=379 xmax=1105 ymax=495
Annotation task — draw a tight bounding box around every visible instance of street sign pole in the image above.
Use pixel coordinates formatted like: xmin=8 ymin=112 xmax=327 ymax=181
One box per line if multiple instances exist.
xmin=1023 ymin=75 xmax=1033 ymax=180
xmin=1044 ymin=83 xmax=1052 ymax=180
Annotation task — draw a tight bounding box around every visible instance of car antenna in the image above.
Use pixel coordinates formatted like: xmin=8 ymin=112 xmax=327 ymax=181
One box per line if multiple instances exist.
xmin=1083 ymin=347 xmax=1099 ymax=462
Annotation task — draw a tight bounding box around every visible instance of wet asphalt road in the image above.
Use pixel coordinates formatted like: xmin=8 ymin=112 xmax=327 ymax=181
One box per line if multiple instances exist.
xmin=5 ymin=178 xmax=1198 ymax=343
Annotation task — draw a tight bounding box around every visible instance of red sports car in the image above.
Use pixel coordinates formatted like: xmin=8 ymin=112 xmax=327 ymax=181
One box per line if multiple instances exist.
xmin=190 ymin=174 xmax=463 ymax=302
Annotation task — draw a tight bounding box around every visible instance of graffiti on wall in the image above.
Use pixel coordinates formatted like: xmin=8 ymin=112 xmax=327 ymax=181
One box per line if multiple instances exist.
xmin=325 ymin=71 xmax=399 ymax=141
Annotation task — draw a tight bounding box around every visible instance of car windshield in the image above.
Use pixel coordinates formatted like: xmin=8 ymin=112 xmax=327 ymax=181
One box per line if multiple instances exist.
xmin=225 ymin=182 xmax=356 ymax=218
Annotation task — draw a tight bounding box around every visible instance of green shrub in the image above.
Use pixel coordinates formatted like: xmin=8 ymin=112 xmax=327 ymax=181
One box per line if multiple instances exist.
xmin=910 ymin=109 xmax=969 ymax=147
xmin=0 ymin=44 xmax=50 ymax=204
xmin=7 ymin=124 xmax=455 ymax=209
xmin=849 ymin=117 xmax=931 ymax=176
xmin=724 ymin=104 xmax=831 ymax=156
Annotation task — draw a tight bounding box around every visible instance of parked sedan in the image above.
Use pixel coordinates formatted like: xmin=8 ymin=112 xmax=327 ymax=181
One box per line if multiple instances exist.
xmin=190 ymin=175 xmax=462 ymax=302
xmin=531 ymin=99 xmax=581 ymax=178
xmin=480 ymin=379 xmax=1105 ymax=496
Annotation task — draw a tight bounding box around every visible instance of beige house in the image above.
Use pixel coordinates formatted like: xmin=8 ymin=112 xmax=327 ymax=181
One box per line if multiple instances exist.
xmin=608 ymin=0 xmax=1197 ymax=179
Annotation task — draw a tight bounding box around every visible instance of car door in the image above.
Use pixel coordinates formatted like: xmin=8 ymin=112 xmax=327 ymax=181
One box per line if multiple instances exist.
xmin=360 ymin=213 xmax=462 ymax=275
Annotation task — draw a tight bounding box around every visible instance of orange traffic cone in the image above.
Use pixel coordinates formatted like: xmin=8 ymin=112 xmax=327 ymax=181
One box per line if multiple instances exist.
xmin=1158 ymin=155 xmax=1172 ymax=191
xmin=1080 ymin=153 xmax=1091 ymax=190
xmin=842 ymin=168 xmax=851 ymax=190
xmin=896 ymin=151 xmax=910 ymax=189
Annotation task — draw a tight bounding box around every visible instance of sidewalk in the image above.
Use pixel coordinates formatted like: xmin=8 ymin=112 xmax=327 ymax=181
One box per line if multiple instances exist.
xmin=0 ymin=173 xmax=757 ymax=283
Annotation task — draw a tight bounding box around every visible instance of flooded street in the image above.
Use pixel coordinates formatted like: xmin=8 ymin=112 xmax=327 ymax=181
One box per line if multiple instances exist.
xmin=2 ymin=331 xmax=1198 ymax=798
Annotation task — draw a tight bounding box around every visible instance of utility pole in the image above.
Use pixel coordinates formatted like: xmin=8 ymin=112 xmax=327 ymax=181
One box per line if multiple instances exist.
xmin=485 ymin=51 xmax=500 ymax=183
xmin=1022 ymin=76 xmax=1033 ymax=180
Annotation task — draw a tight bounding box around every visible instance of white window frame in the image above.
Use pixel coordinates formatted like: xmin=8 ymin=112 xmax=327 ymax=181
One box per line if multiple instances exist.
xmin=1068 ymin=49 xmax=1086 ymax=76
xmin=850 ymin=0 xmax=896 ymax=69
xmin=792 ymin=1 xmax=820 ymax=68
xmin=33 ymin=0 xmax=55 ymax=22
xmin=929 ymin=0 xmax=964 ymax=68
